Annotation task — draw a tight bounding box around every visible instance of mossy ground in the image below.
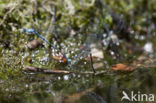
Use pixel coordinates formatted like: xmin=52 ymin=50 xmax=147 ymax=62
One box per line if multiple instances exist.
xmin=0 ymin=0 xmax=156 ymax=103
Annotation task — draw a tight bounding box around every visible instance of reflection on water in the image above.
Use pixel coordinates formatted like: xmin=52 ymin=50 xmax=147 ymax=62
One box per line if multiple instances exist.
xmin=0 ymin=65 xmax=156 ymax=103
xmin=86 ymin=92 xmax=107 ymax=103
xmin=75 ymin=68 xmax=156 ymax=103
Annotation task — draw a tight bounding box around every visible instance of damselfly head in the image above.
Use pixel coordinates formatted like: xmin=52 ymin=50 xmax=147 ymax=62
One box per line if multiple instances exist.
xmin=22 ymin=28 xmax=35 ymax=35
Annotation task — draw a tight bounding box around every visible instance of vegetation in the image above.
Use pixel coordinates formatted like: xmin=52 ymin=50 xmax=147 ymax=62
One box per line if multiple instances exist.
xmin=0 ymin=0 xmax=156 ymax=103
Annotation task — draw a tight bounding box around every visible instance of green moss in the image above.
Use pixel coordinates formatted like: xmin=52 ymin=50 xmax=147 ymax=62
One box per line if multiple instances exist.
xmin=0 ymin=0 xmax=156 ymax=103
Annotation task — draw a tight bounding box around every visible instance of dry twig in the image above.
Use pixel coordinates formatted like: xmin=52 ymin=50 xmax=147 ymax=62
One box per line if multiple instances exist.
xmin=23 ymin=65 xmax=107 ymax=75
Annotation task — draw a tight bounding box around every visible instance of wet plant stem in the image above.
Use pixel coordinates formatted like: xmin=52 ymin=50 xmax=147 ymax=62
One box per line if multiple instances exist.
xmin=90 ymin=53 xmax=96 ymax=73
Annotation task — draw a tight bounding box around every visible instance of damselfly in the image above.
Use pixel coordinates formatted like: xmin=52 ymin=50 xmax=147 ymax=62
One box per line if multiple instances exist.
xmin=22 ymin=28 xmax=71 ymax=64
